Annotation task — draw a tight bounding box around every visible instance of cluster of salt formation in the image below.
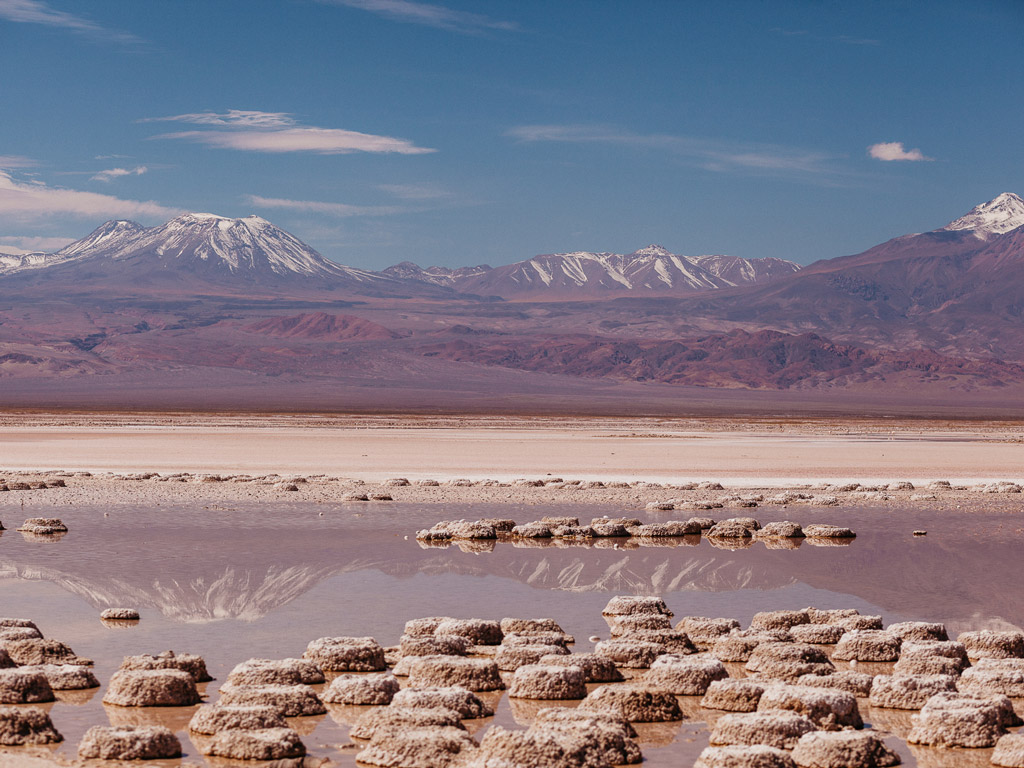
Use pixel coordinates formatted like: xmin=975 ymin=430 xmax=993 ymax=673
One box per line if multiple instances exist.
xmin=416 ymin=515 xmax=855 ymax=552
xmin=4 ymin=591 xmax=1024 ymax=765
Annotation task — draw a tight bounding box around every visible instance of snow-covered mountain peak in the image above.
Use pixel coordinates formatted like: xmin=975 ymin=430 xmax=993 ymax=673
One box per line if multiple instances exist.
xmin=943 ymin=192 xmax=1024 ymax=237
xmin=630 ymin=244 xmax=674 ymax=258
xmin=55 ymin=219 xmax=145 ymax=258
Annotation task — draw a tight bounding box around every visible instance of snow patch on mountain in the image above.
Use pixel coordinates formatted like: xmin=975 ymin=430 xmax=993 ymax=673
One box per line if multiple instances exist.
xmin=943 ymin=193 xmax=1024 ymax=237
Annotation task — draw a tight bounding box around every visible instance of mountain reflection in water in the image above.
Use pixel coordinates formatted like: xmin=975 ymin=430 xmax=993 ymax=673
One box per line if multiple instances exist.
xmin=0 ymin=502 xmax=1021 ymax=629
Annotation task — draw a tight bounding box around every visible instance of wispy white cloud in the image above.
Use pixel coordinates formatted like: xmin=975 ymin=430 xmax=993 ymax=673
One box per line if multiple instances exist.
xmin=868 ymin=141 xmax=933 ymax=162
xmin=245 ymin=194 xmax=405 ymax=217
xmin=0 ymin=170 xmax=177 ymax=222
xmin=508 ymin=124 xmax=843 ymax=179
xmin=378 ymin=182 xmax=451 ymax=200
xmin=318 ymin=0 xmax=516 ymax=34
xmin=144 ymin=110 xmax=435 ymax=155
xmin=90 ymin=165 xmax=148 ymax=183
xmin=0 ymin=155 xmax=36 ymax=169
xmin=140 ymin=110 xmax=296 ymax=128
xmin=0 ymin=0 xmax=140 ymax=44
xmin=0 ymin=234 xmax=75 ymax=253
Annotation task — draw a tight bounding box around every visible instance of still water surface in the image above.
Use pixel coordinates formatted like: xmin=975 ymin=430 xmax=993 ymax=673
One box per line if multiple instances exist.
xmin=1 ymin=501 xmax=1022 ymax=766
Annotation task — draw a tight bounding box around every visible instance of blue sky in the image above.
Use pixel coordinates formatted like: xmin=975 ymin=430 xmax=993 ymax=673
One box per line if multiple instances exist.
xmin=1 ymin=0 xmax=1021 ymax=269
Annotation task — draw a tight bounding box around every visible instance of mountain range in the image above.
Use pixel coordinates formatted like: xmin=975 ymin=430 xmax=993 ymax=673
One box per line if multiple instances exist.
xmin=0 ymin=212 xmax=797 ymax=300
xmin=1 ymin=192 xmax=1023 ymax=415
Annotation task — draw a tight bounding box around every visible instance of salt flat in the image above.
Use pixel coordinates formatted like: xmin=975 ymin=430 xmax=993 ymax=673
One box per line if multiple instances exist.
xmin=0 ymin=414 xmax=1022 ymax=485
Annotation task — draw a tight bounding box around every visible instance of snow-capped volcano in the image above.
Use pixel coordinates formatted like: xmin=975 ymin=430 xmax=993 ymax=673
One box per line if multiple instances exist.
xmin=943 ymin=192 xmax=1024 ymax=237
xmin=50 ymin=212 xmax=380 ymax=281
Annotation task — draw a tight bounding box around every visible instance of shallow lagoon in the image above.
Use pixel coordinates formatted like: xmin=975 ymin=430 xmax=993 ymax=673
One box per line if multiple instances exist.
xmin=1 ymin=501 xmax=1022 ymax=766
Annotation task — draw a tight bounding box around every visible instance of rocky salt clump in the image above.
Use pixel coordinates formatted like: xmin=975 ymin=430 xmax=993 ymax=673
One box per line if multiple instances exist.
xmin=406 ymin=655 xmax=505 ymax=691
xmin=500 ymin=617 xmax=569 ymax=637
xmin=102 ymin=669 xmax=201 ymax=707
xmin=496 ymin=643 xmax=569 ymax=671
xmin=806 ymin=608 xmax=859 ymax=624
xmin=907 ymin=691 xmax=1017 ymax=747
xmin=538 ymin=653 xmax=624 ymax=683
xmin=701 ymin=680 xmax=767 ymax=712
xmin=958 ymin=630 xmax=1024 ymax=659
xmin=594 ymin=639 xmax=665 ymax=668
xmin=399 ymin=635 xmax=470 ymax=657
xmin=756 ymin=684 xmax=862 ymax=728
xmin=508 ymin=664 xmax=587 ymax=699
xmin=751 ymin=610 xmax=810 ymax=631
xmin=886 ymin=621 xmax=947 ymax=643
xmin=803 ymin=524 xmax=855 ymax=538
xmin=435 ymin=618 xmax=503 ymax=645
xmin=794 ymin=670 xmax=874 ymax=697
xmin=403 ymin=617 xmax=453 ymax=637
xmin=460 ymin=726 xmax=601 ymax=768
xmin=356 ymin=725 xmax=477 ymax=768
xmin=19 ymin=664 xmax=99 ymax=690
xmin=303 ymin=636 xmax=386 ymax=671
xmin=753 ymin=522 xmax=805 ymax=539
xmin=218 ymin=683 xmax=325 ymax=716
xmin=188 ymin=704 xmax=288 ymax=734
xmin=706 ymin=521 xmax=753 ymax=539
xmin=610 ymin=613 xmax=673 ymax=634
xmin=0 ymin=705 xmax=62 ymax=745
xmin=16 ymin=518 xmax=68 ymax=534
xmin=958 ymin=662 xmax=1024 ymax=697
xmin=0 ymin=668 xmax=55 ymax=703
xmin=993 ymin=734 xmax=1024 ymax=768
xmin=502 ymin=631 xmax=569 ymax=649
xmin=790 ymin=731 xmax=900 ymax=768
xmin=578 ymin=684 xmax=683 ymax=722
xmin=643 ymin=654 xmax=728 ymax=695
xmin=3 ymin=638 xmax=91 ymax=666
xmin=602 ymin=596 xmax=673 ymax=617
xmin=120 ymin=650 xmax=212 ymax=682
xmin=868 ymin=674 xmax=957 ymax=709
xmin=100 ymin=608 xmax=140 ymax=621
xmin=511 ymin=523 xmax=552 ymax=538
xmin=322 ymin=672 xmax=400 ymax=705
xmin=78 ymin=725 xmax=181 ymax=760
xmin=226 ymin=657 xmax=324 ymax=687
xmin=617 ymin=628 xmax=697 ymax=655
xmin=349 ymin=705 xmax=466 ymax=740
xmin=709 ymin=710 xmax=817 ymax=749
xmin=745 ymin=643 xmax=835 ymax=680
xmin=677 ymin=617 xmax=741 ymax=649
xmin=832 ymin=630 xmax=901 ymax=662
xmin=790 ymin=625 xmax=844 ymax=644
xmin=529 ymin=708 xmax=642 ymax=765
xmin=390 ymin=686 xmax=494 ymax=718
xmin=696 ymin=745 xmax=797 ymax=768
xmin=199 ymin=727 xmax=306 ymax=760
xmin=712 ymin=631 xmax=789 ymax=663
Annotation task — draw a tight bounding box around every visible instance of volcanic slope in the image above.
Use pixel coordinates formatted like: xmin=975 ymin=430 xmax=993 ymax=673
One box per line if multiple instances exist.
xmin=0 ymin=213 xmax=450 ymax=298
xmin=649 ymin=193 xmax=1024 ymax=360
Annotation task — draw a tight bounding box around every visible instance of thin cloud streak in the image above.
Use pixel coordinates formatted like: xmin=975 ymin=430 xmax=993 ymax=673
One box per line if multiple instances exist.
xmin=140 ymin=110 xmax=296 ymax=128
xmin=868 ymin=141 xmax=934 ymax=162
xmin=156 ymin=128 xmax=435 ymax=155
xmin=508 ymin=124 xmax=843 ymax=178
xmin=145 ymin=111 xmax=435 ymax=155
xmin=0 ymin=0 xmax=141 ymax=44
xmin=0 ymin=170 xmax=178 ymax=223
xmin=318 ymin=0 xmax=517 ymax=34
xmin=245 ymin=194 xmax=405 ymax=217
xmin=91 ymin=166 xmax=148 ymax=183
xmin=0 ymin=155 xmax=36 ymax=169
